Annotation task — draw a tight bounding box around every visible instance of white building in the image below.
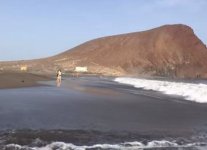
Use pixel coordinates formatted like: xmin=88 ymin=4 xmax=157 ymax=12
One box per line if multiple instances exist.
xmin=20 ymin=66 xmax=28 ymax=71
xmin=75 ymin=66 xmax=88 ymax=72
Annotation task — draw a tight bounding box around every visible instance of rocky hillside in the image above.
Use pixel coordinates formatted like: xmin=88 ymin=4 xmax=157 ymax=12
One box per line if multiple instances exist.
xmin=1 ymin=24 xmax=207 ymax=78
xmin=52 ymin=24 xmax=207 ymax=77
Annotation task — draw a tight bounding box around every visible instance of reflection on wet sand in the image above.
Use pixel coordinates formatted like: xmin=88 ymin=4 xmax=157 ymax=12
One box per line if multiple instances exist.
xmin=56 ymin=79 xmax=61 ymax=87
xmin=62 ymin=77 xmax=121 ymax=96
xmin=73 ymin=86 xmax=120 ymax=96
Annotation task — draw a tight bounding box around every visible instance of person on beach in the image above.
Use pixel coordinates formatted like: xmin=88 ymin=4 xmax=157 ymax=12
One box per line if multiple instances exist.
xmin=56 ymin=69 xmax=62 ymax=87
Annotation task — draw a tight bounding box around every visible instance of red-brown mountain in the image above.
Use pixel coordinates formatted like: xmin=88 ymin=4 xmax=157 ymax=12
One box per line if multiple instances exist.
xmin=1 ymin=24 xmax=207 ymax=78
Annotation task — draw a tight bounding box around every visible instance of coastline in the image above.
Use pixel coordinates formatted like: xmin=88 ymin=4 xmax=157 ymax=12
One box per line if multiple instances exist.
xmin=0 ymin=75 xmax=207 ymax=149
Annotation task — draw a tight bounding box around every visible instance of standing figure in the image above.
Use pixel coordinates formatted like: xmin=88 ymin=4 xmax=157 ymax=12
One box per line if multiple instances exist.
xmin=56 ymin=69 xmax=62 ymax=87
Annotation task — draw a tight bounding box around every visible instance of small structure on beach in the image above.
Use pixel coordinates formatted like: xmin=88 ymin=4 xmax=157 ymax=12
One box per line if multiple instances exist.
xmin=20 ymin=65 xmax=28 ymax=71
xmin=74 ymin=66 xmax=88 ymax=77
xmin=75 ymin=66 xmax=88 ymax=72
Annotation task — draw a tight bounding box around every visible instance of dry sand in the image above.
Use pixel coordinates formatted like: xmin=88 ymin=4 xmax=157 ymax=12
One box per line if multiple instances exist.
xmin=0 ymin=72 xmax=52 ymax=89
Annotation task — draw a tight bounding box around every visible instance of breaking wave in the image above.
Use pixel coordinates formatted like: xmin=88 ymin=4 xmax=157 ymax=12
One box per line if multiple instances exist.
xmin=115 ymin=77 xmax=207 ymax=103
xmin=4 ymin=140 xmax=207 ymax=150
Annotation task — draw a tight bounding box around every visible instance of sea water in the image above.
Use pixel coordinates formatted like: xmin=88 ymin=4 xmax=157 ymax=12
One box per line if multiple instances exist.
xmin=4 ymin=140 xmax=207 ymax=150
xmin=115 ymin=77 xmax=207 ymax=103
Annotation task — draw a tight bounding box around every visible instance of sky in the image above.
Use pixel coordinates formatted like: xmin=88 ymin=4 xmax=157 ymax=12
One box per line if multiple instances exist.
xmin=0 ymin=0 xmax=206 ymax=61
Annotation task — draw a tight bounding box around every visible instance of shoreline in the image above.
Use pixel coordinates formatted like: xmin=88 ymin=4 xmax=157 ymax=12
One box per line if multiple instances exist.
xmin=0 ymin=75 xmax=207 ymax=148
xmin=0 ymin=129 xmax=204 ymax=148
xmin=1 ymin=71 xmax=206 ymax=89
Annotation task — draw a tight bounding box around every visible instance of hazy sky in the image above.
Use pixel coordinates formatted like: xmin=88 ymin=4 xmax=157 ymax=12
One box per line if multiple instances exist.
xmin=0 ymin=0 xmax=206 ymax=61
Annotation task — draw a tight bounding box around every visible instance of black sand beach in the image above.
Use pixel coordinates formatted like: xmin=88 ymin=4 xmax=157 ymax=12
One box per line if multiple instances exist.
xmin=0 ymin=76 xmax=207 ymax=149
xmin=0 ymin=72 xmax=52 ymax=89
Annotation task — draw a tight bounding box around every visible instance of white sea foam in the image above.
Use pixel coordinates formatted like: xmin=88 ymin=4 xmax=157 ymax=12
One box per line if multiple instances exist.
xmin=5 ymin=140 xmax=205 ymax=150
xmin=114 ymin=77 xmax=207 ymax=103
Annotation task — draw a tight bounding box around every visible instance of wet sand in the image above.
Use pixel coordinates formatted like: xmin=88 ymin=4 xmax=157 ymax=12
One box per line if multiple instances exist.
xmin=0 ymin=76 xmax=207 ymax=138
xmin=1 ymin=75 xmax=207 ymax=150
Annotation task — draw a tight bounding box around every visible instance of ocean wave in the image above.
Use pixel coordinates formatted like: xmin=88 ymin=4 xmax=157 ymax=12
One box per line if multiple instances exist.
xmin=4 ymin=140 xmax=206 ymax=150
xmin=114 ymin=77 xmax=207 ymax=103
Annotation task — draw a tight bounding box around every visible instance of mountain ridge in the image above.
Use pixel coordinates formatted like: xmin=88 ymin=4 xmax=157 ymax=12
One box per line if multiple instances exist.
xmin=1 ymin=24 xmax=207 ymax=78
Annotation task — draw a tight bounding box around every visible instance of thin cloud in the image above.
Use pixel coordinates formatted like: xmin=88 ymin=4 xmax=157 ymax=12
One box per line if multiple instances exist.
xmin=156 ymin=0 xmax=206 ymax=7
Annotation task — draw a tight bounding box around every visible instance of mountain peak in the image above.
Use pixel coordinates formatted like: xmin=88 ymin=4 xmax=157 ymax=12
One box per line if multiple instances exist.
xmin=54 ymin=24 xmax=207 ymax=77
xmin=1 ymin=24 xmax=207 ymax=78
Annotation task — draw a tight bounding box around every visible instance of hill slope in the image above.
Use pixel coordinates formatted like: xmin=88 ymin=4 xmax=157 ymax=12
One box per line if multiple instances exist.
xmin=53 ymin=24 xmax=207 ymax=77
xmin=1 ymin=24 xmax=207 ymax=78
